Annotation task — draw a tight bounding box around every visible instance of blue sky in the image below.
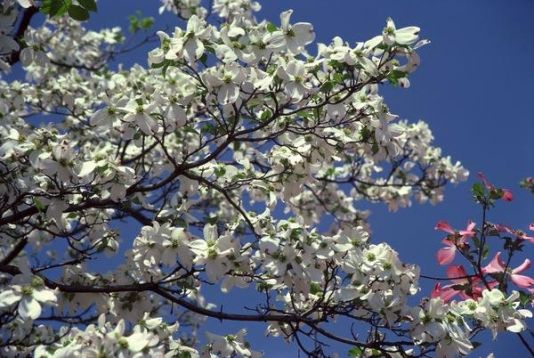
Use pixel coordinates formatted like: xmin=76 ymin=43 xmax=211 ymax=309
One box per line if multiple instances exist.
xmin=34 ymin=0 xmax=534 ymax=356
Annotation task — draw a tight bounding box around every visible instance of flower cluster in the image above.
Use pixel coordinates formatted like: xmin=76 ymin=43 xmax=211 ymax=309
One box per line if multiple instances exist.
xmin=0 ymin=0 xmax=529 ymax=357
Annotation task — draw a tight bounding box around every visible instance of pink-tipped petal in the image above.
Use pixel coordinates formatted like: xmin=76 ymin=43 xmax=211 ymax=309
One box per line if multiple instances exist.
xmin=511 ymin=274 xmax=534 ymax=288
xmin=512 ymin=259 xmax=531 ymax=274
xmin=483 ymin=252 xmax=505 ymax=274
xmin=459 ymin=220 xmax=476 ymax=239
xmin=518 ymin=232 xmax=534 ymax=244
xmin=431 ymin=283 xmax=441 ymax=298
xmin=494 ymin=224 xmax=512 ymax=234
xmin=440 ymin=286 xmax=460 ymax=302
xmin=447 ymin=265 xmax=468 ymax=283
xmin=529 ymin=224 xmax=534 ymax=232
xmin=435 ymin=220 xmax=455 ymax=235
xmin=441 ymin=238 xmax=454 ymax=246
xmin=487 ymin=280 xmax=500 ymax=289
xmin=502 ymin=189 xmax=513 ymax=201
xmin=437 ymin=246 xmax=456 ymax=265
xmin=477 ymin=172 xmax=493 ymax=190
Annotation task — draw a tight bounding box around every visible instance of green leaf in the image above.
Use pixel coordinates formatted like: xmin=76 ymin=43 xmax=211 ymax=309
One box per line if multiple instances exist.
xmin=371 ymin=140 xmax=380 ymax=155
xmin=320 ymin=80 xmax=334 ymax=93
xmin=214 ymin=166 xmax=226 ymax=178
xmin=33 ymin=198 xmax=45 ymax=212
xmin=41 ymin=0 xmax=72 ymax=17
xmin=309 ymin=282 xmax=322 ymax=295
xmin=518 ymin=291 xmax=532 ymax=306
xmin=489 ymin=188 xmax=503 ymax=200
xmin=348 ymin=347 xmax=363 ymax=358
xmin=471 ymin=182 xmax=485 ymax=199
xmin=68 ymin=5 xmax=90 ymax=21
xmin=359 ymin=126 xmax=373 ymax=142
xmin=260 ymin=110 xmax=272 ymax=121
xmin=332 ymin=72 xmax=344 ymax=84
xmin=176 ymin=351 xmax=192 ymax=358
xmin=266 ymin=22 xmax=278 ymax=33
xmin=79 ymin=0 xmax=97 ymax=12
xmin=139 ymin=17 xmax=154 ymax=30
xmin=387 ymin=69 xmax=407 ymax=86
xmin=199 ymin=53 xmax=208 ymax=66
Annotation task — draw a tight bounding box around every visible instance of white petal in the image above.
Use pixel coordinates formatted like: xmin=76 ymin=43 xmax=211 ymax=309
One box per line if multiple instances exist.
xmin=293 ymin=23 xmax=315 ymax=46
xmin=217 ymin=84 xmax=239 ymax=105
xmin=19 ymin=47 xmax=34 ymax=67
xmin=33 ymin=289 xmax=57 ymax=304
xmin=280 ymin=10 xmax=293 ymax=30
xmin=17 ymin=0 xmax=34 ymax=8
xmin=78 ymin=161 xmax=97 ymax=177
xmin=203 ymin=224 xmax=218 ymax=242
xmin=0 ymin=289 xmax=21 ymax=308
xmin=18 ymin=296 xmax=42 ymax=320
xmin=126 ymin=332 xmax=149 ymax=352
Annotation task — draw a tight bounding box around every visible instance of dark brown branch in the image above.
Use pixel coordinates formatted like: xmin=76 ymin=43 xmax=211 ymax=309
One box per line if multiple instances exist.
xmin=8 ymin=6 xmax=39 ymax=65
xmin=0 ymin=238 xmax=28 ymax=266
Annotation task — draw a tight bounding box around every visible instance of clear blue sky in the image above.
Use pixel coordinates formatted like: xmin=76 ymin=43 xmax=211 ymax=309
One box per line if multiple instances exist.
xmin=75 ymin=0 xmax=534 ymax=356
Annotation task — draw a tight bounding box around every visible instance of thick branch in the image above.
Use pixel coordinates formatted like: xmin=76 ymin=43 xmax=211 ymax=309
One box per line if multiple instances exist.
xmin=8 ymin=6 xmax=39 ymax=65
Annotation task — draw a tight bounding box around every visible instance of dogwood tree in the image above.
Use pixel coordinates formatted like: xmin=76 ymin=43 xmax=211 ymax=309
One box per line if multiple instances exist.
xmin=0 ymin=0 xmax=532 ymax=357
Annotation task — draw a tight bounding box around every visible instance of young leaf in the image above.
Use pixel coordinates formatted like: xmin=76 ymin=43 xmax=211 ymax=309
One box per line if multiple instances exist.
xmin=348 ymin=347 xmax=363 ymax=358
xmin=68 ymin=5 xmax=90 ymax=21
xmin=41 ymin=0 xmax=72 ymax=17
xmin=266 ymin=22 xmax=278 ymax=33
xmin=79 ymin=0 xmax=97 ymax=12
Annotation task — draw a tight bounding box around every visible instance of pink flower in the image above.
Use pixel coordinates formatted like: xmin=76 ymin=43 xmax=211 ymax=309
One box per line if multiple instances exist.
xmin=436 ymin=243 xmax=456 ymax=265
xmin=483 ymin=252 xmax=534 ymax=288
xmin=493 ymin=223 xmax=513 ymax=234
xmin=430 ymin=265 xmax=485 ymax=302
xmin=435 ymin=221 xmax=476 ymax=265
xmin=431 ymin=282 xmax=458 ymax=303
xmin=435 ymin=220 xmax=455 ymax=235
xmin=476 ymin=172 xmax=513 ymax=201
xmin=518 ymin=224 xmax=534 ymax=243
xmin=477 ymin=172 xmax=493 ymax=190
xmin=502 ymin=189 xmax=513 ymax=201
xmin=495 ymin=224 xmax=534 ymax=244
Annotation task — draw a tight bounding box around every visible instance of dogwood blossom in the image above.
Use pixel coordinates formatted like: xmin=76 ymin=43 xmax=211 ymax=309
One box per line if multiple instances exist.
xmin=0 ymin=0 xmax=529 ymax=356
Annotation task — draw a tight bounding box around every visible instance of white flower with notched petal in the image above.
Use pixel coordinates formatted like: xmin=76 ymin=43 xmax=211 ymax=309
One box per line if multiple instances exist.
xmin=189 ymin=224 xmax=238 ymax=281
xmin=119 ymin=99 xmax=159 ymax=137
xmin=0 ymin=275 xmax=57 ymax=320
xmin=166 ymin=15 xmax=212 ymax=64
xmin=203 ymin=329 xmax=260 ymax=357
xmin=276 ymin=59 xmax=310 ymax=103
xmin=266 ymin=9 xmax=315 ymax=54
xmin=203 ymin=62 xmax=246 ymax=105
xmin=382 ymin=17 xmax=420 ymax=46
xmin=17 ymin=0 xmax=35 ymax=8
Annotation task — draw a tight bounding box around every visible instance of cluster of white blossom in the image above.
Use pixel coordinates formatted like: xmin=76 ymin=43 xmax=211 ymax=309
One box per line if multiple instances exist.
xmin=32 ymin=314 xmax=199 ymax=358
xmin=409 ymin=291 xmax=532 ymax=357
xmin=0 ymin=0 xmax=529 ymax=356
xmin=159 ymin=0 xmax=207 ymax=20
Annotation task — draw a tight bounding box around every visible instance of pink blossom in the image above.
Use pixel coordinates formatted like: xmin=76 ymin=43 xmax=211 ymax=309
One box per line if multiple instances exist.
xmin=435 ymin=221 xmax=475 ymax=265
xmin=431 ymin=282 xmax=458 ymax=302
xmin=431 ymin=266 xmax=485 ymax=302
xmin=493 ymin=223 xmax=513 ymax=234
xmin=477 ymin=172 xmax=494 ymax=190
xmin=502 ymin=189 xmax=513 ymax=201
xmin=495 ymin=224 xmax=534 ymax=244
xmin=436 ymin=244 xmax=456 ymax=265
xmin=476 ymin=172 xmax=513 ymax=201
xmin=483 ymin=252 xmax=534 ymax=288
xmin=435 ymin=220 xmax=455 ymax=235
xmin=517 ymin=224 xmax=534 ymax=243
